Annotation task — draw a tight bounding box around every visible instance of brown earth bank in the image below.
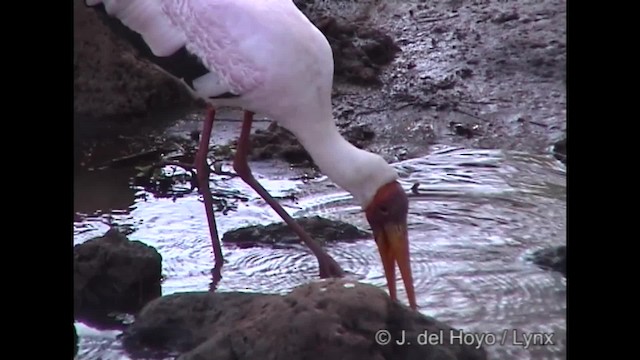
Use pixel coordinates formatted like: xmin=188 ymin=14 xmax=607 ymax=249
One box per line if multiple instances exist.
xmin=73 ymin=0 xmax=195 ymax=129
xmin=529 ymin=245 xmax=566 ymax=277
xmin=74 ymin=0 xmax=566 ymax=169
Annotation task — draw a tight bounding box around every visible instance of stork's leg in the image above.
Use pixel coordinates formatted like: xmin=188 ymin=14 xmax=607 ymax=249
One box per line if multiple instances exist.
xmin=233 ymin=111 xmax=344 ymax=278
xmin=195 ymin=105 xmax=224 ymax=289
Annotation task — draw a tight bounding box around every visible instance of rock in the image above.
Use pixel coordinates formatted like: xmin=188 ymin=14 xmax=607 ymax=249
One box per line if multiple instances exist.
xmin=122 ymin=292 xmax=273 ymax=356
xmin=552 ymin=137 xmax=566 ymax=164
xmin=74 ymin=0 xmax=193 ymax=125
xmin=74 ymin=228 xmax=163 ymax=326
xmin=530 ymin=246 xmax=566 ymax=276
xmin=122 ymin=279 xmax=487 ymax=360
xmin=222 ymin=216 xmax=371 ymax=247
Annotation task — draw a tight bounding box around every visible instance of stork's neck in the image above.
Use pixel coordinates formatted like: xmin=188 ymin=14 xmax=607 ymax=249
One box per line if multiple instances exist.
xmin=286 ymin=114 xmax=398 ymax=208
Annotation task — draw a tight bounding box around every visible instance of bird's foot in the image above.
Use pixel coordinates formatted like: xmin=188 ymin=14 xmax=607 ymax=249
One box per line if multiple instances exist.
xmin=318 ymin=255 xmax=345 ymax=279
xmin=209 ymin=269 xmax=222 ymax=292
xmin=209 ymin=265 xmax=223 ymax=292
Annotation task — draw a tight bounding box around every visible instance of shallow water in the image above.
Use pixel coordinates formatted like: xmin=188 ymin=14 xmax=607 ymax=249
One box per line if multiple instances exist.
xmin=74 ymin=145 xmax=566 ymax=360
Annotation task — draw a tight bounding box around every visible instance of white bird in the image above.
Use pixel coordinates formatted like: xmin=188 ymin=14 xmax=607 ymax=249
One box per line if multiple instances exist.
xmin=85 ymin=0 xmax=417 ymax=309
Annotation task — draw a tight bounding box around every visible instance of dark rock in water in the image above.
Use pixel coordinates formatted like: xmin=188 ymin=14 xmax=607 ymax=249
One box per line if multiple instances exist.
xmin=552 ymin=137 xmax=566 ymax=163
xmin=74 ymin=324 xmax=78 ymax=358
xmin=122 ymin=279 xmax=487 ymax=360
xmin=222 ymin=216 xmax=371 ymax=247
xmin=530 ymin=246 xmax=566 ymax=276
xmin=315 ymin=17 xmax=401 ymax=85
xmin=74 ymin=228 xmax=163 ymax=327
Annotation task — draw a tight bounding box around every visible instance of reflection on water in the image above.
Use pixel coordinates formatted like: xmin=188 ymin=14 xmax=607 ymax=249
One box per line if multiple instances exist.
xmin=74 ymin=168 xmax=137 ymax=216
xmin=74 ymin=146 xmax=566 ymax=360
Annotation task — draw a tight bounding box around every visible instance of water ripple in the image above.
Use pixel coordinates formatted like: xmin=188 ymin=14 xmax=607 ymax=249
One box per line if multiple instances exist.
xmin=74 ymin=146 xmax=566 ymax=360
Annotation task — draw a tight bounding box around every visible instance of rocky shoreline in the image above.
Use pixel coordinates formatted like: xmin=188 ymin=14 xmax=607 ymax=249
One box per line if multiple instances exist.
xmin=74 ymin=229 xmax=488 ymax=359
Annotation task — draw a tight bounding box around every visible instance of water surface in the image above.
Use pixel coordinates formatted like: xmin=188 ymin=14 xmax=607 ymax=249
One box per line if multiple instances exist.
xmin=74 ymin=146 xmax=566 ymax=360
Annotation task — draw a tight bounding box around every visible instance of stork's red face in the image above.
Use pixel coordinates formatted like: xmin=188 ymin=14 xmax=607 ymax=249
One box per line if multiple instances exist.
xmin=365 ymin=181 xmax=417 ymax=310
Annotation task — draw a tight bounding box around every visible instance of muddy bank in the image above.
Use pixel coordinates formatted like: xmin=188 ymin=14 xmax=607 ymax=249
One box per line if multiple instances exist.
xmin=222 ymin=216 xmax=371 ymax=247
xmin=307 ymin=0 xmax=566 ymax=161
xmin=213 ymin=122 xmax=376 ymax=166
xmin=78 ymin=119 xmax=376 ymax=191
xmin=74 ymin=0 xmax=398 ymax=136
xmin=122 ymin=279 xmax=487 ymax=360
xmin=73 ymin=0 xmax=194 ymax=128
xmin=294 ymin=0 xmax=402 ymax=85
xmin=74 ymin=228 xmax=163 ymax=327
xmin=75 ymin=0 xmax=565 ymax=170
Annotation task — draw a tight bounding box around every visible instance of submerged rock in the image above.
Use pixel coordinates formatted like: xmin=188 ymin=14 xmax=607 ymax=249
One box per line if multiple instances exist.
xmin=74 ymin=228 xmax=163 ymax=326
xmin=530 ymin=245 xmax=566 ymax=276
xmin=222 ymin=216 xmax=371 ymax=247
xmin=122 ymin=279 xmax=487 ymax=360
xmin=552 ymin=137 xmax=566 ymax=164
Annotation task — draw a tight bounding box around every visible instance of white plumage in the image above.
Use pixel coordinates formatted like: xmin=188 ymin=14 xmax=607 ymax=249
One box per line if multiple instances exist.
xmin=86 ymin=0 xmax=398 ymax=208
xmin=85 ymin=0 xmax=417 ymax=310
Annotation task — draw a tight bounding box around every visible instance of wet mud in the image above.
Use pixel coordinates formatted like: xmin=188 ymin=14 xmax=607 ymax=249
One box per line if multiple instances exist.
xmin=222 ymin=215 xmax=371 ymax=247
xmin=82 ymin=120 xmax=377 ymax=201
xmin=307 ymin=12 xmax=402 ymax=85
xmin=214 ymin=122 xmax=376 ymax=166
xmin=75 ymin=0 xmax=565 ymax=169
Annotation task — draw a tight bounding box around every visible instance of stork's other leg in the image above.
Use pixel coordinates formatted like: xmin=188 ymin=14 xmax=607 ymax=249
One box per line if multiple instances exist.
xmin=195 ymin=105 xmax=224 ymax=289
xmin=233 ymin=111 xmax=344 ymax=278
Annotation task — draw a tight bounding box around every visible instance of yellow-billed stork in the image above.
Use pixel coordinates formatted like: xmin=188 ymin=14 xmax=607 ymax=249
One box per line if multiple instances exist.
xmin=84 ymin=0 xmax=417 ymax=310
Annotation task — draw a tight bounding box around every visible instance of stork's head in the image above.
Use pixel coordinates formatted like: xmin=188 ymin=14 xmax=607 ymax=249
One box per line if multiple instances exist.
xmin=365 ymin=180 xmax=417 ymax=310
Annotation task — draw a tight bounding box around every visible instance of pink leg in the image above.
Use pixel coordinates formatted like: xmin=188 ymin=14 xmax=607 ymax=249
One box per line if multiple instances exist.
xmin=233 ymin=111 xmax=344 ymax=278
xmin=195 ymin=105 xmax=224 ymax=289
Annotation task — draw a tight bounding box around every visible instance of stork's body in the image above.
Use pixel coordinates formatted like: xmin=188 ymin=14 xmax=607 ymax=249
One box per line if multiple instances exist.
xmin=85 ymin=0 xmax=417 ymax=309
